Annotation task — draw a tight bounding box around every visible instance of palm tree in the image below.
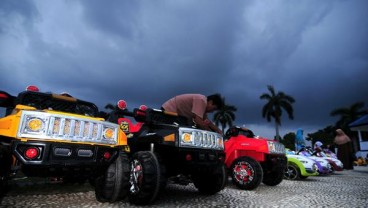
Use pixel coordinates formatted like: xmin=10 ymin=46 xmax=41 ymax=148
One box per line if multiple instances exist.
xmin=260 ymin=85 xmax=295 ymax=141
xmin=213 ymin=100 xmax=237 ymax=134
xmin=98 ymin=103 xmax=117 ymax=120
xmin=104 ymin=103 xmax=116 ymax=111
xmin=330 ymin=102 xmax=366 ymax=133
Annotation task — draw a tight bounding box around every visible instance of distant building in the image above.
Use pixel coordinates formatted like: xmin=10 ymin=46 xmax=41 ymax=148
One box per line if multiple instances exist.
xmin=349 ymin=114 xmax=368 ymax=157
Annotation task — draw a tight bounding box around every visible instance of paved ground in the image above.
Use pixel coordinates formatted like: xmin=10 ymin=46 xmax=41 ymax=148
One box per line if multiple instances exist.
xmin=1 ymin=166 xmax=367 ymax=208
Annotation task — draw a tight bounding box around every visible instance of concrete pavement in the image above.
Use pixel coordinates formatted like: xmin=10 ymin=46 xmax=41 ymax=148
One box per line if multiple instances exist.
xmin=1 ymin=166 xmax=367 ymax=207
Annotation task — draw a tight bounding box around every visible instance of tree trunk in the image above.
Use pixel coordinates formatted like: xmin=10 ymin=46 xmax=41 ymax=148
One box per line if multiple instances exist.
xmin=221 ymin=122 xmax=225 ymax=135
xmin=275 ymin=122 xmax=280 ymax=141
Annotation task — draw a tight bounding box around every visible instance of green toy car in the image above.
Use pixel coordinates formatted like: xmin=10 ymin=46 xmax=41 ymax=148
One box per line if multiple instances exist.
xmin=284 ymin=149 xmax=319 ymax=180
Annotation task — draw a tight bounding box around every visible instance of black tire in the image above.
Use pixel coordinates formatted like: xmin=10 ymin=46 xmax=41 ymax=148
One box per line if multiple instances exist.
xmin=262 ymin=166 xmax=284 ymax=186
xmin=230 ymin=156 xmax=263 ymax=190
xmin=88 ymin=178 xmax=96 ymax=187
xmin=0 ymin=145 xmax=12 ymax=196
xmin=329 ymin=164 xmax=335 ymax=174
xmin=95 ymin=151 xmax=130 ymax=203
xmin=156 ymin=153 xmax=167 ymax=193
xmin=192 ymin=164 xmax=227 ymax=195
xmin=128 ymin=151 xmax=161 ymax=205
xmin=284 ymin=163 xmax=300 ymax=180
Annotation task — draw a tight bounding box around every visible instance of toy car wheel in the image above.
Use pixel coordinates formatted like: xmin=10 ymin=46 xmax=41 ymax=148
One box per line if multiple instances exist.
xmin=0 ymin=145 xmax=12 ymax=196
xmin=230 ymin=156 xmax=263 ymax=190
xmin=262 ymin=166 xmax=284 ymax=186
xmin=192 ymin=164 xmax=227 ymax=194
xmin=95 ymin=151 xmax=130 ymax=203
xmin=88 ymin=178 xmax=96 ymax=187
xmin=329 ymin=164 xmax=335 ymax=173
xmin=128 ymin=151 xmax=161 ymax=205
xmin=284 ymin=163 xmax=300 ymax=180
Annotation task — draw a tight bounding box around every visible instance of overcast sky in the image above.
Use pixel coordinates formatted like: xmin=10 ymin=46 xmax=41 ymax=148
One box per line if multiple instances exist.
xmin=1 ymin=0 xmax=367 ymax=139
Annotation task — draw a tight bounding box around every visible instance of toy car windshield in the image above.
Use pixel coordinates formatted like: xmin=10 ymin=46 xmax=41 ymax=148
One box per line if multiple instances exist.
xmin=238 ymin=129 xmax=255 ymax=138
xmin=15 ymin=91 xmax=99 ymax=116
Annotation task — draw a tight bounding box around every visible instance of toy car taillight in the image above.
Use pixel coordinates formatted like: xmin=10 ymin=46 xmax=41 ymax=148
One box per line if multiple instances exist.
xmin=24 ymin=147 xmax=40 ymax=159
xmin=26 ymin=85 xmax=39 ymax=92
xmin=0 ymin=93 xmax=8 ymax=99
xmin=117 ymin=100 xmax=127 ymax=110
xmin=103 ymin=151 xmax=111 ymax=159
xmin=139 ymin=105 xmax=147 ymax=111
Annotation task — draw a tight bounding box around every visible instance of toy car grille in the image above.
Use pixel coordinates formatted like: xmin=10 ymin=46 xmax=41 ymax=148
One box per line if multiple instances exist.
xmin=18 ymin=111 xmax=119 ymax=145
xmin=48 ymin=117 xmax=102 ymax=140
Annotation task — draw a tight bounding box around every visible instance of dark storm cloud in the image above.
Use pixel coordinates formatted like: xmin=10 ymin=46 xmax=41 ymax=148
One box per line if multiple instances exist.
xmin=221 ymin=0 xmax=368 ymax=133
xmin=1 ymin=0 xmax=367 ymax=138
xmin=73 ymin=0 xmax=248 ymax=108
xmin=0 ymin=0 xmax=38 ymax=25
xmin=79 ymin=0 xmax=141 ymax=39
xmin=222 ymin=1 xmax=337 ymax=128
xmin=0 ymin=0 xmax=39 ymax=89
xmin=279 ymin=0 xmax=368 ymax=130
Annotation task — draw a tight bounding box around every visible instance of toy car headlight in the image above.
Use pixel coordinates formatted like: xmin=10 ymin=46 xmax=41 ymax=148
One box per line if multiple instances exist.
xmin=267 ymin=141 xmax=285 ymax=154
xmin=182 ymin=133 xmax=192 ymax=143
xmin=103 ymin=127 xmax=115 ymax=139
xmin=218 ymin=136 xmax=223 ymax=148
xmin=27 ymin=118 xmax=45 ymax=132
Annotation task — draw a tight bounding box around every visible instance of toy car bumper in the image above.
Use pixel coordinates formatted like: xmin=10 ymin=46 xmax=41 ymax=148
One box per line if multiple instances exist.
xmin=180 ymin=149 xmax=224 ymax=163
xmin=163 ymin=148 xmax=225 ymax=174
xmin=12 ymin=140 xmax=122 ymax=166
xmin=262 ymin=154 xmax=287 ymax=171
xmin=303 ymin=168 xmax=319 ymax=176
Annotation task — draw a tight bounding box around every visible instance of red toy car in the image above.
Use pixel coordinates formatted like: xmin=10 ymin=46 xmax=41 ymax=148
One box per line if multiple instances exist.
xmin=224 ymin=126 xmax=287 ymax=190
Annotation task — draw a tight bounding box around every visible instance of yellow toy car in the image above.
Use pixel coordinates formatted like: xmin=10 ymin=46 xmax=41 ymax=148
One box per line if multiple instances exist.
xmin=0 ymin=86 xmax=129 ymax=203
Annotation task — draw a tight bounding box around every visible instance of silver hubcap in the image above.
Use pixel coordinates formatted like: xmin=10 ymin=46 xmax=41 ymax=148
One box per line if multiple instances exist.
xmin=285 ymin=166 xmax=297 ymax=179
xmin=130 ymin=159 xmax=143 ymax=194
xmin=233 ymin=161 xmax=253 ymax=184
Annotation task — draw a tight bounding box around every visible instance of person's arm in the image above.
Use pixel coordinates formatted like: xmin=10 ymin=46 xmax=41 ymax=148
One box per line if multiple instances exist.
xmin=202 ymin=114 xmax=222 ymax=135
xmin=193 ymin=114 xmax=211 ymax=131
xmin=192 ymin=114 xmax=222 ymax=135
xmin=205 ymin=119 xmax=223 ymax=135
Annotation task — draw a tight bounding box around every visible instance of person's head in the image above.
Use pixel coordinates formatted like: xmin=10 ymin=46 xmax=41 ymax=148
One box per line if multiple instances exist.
xmin=314 ymin=141 xmax=323 ymax=152
xmin=315 ymin=141 xmax=323 ymax=147
xmin=206 ymin=93 xmax=224 ymax=112
xmin=336 ymin=128 xmax=344 ymax=135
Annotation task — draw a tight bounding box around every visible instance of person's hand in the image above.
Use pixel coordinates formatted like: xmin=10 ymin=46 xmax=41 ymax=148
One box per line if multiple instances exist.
xmin=203 ymin=119 xmax=211 ymax=125
xmin=205 ymin=119 xmax=222 ymax=135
